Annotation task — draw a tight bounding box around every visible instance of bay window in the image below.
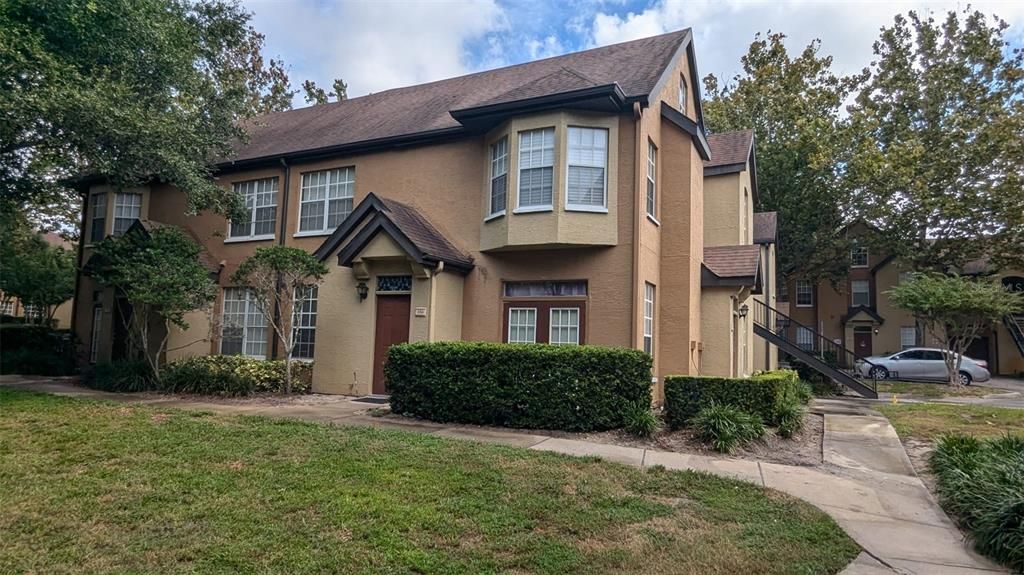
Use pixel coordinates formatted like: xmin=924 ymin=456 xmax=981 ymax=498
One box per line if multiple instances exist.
xmin=488 ymin=137 xmax=508 ymax=217
xmin=517 ymin=128 xmax=554 ymax=210
xmin=113 ymin=193 xmax=141 ymax=235
xmin=566 ymin=127 xmax=607 ymax=210
xmin=89 ymin=193 xmax=107 ymax=243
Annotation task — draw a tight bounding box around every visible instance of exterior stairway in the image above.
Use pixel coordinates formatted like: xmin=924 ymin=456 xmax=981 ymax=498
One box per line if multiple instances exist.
xmin=750 ymin=299 xmax=879 ymax=399
xmin=1004 ymin=313 xmax=1024 ymax=356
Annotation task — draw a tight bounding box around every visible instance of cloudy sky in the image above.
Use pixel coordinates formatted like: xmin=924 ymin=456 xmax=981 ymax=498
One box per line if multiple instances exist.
xmin=244 ymin=0 xmax=1024 ymax=107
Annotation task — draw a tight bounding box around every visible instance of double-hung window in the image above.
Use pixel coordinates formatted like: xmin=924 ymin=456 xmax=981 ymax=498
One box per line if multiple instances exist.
xmin=795 ymin=280 xmax=814 ymax=307
xmin=678 ymin=75 xmax=688 ymax=113
xmin=230 ymin=178 xmax=278 ymax=240
xmin=646 ymin=141 xmax=657 ymax=218
xmin=851 ymin=244 xmax=869 ymax=267
xmin=566 ymin=127 xmax=607 ymax=210
xmin=0 ymin=300 xmax=12 ymax=316
xmin=851 ymin=280 xmax=870 ymax=307
xmin=112 ymin=193 xmax=141 ymax=235
xmin=900 ymin=326 xmax=917 ymax=350
xmin=488 ymin=137 xmax=508 ymax=217
xmin=643 ymin=283 xmax=655 ymax=356
xmin=549 ymin=308 xmax=580 ymax=345
xmin=89 ymin=194 xmax=107 ymax=243
xmin=796 ymin=327 xmax=814 ymax=351
xmin=292 ymin=286 xmax=317 ymax=359
xmin=898 ymin=271 xmax=914 ymax=284
xmin=298 ymin=168 xmax=354 ymax=234
xmin=507 ymin=308 xmax=537 ymax=343
xmin=220 ymin=288 xmax=267 ymax=358
xmin=517 ymin=128 xmax=555 ymax=210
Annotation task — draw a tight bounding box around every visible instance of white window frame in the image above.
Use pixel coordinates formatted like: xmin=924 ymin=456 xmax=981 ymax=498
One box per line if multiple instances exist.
xmin=486 ymin=136 xmax=508 ymax=220
xmin=549 ymin=308 xmax=580 ymax=346
xmin=291 ymin=286 xmax=317 ymax=360
xmin=898 ymin=271 xmax=914 ymax=284
xmin=643 ymin=283 xmax=655 ymax=356
xmin=112 ymin=192 xmax=141 ymax=236
xmin=795 ymin=280 xmax=814 ymax=307
xmin=220 ymin=288 xmax=267 ymax=359
xmin=89 ymin=193 xmax=107 ymax=243
xmin=678 ymin=75 xmax=688 ymax=113
xmin=851 ymin=244 xmax=869 ymax=268
xmin=227 ymin=178 xmax=278 ymax=242
xmin=515 ymin=127 xmax=555 ymax=212
xmin=0 ymin=300 xmax=12 ymax=316
xmin=21 ymin=303 xmax=41 ymax=320
xmin=796 ymin=327 xmax=814 ymax=351
xmin=851 ymin=280 xmax=870 ymax=307
xmin=646 ymin=141 xmax=657 ymax=219
xmin=90 ymin=305 xmax=103 ymax=363
xmin=900 ymin=326 xmax=917 ymax=350
xmin=296 ymin=168 xmax=354 ymax=236
xmin=564 ymin=126 xmax=608 ymax=212
xmin=507 ymin=307 xmax=537 ymax=343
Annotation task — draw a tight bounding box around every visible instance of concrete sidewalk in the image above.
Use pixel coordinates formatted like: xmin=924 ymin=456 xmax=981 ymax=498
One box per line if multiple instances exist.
xmin=1 ymin=377 xmax=1008 ymax=574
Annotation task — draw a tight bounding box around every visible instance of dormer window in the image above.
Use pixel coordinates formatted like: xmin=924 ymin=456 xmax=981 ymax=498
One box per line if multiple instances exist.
xmin=678 ymin=75 xmax=687 ymax=113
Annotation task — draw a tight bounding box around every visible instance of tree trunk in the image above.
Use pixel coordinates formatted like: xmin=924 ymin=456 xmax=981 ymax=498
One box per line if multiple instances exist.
xmin=284 ymin=353 xmax=292 ymax=395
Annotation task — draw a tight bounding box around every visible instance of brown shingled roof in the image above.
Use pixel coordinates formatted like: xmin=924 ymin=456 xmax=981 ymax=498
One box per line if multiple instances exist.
xmin=753 ymin=212 xmax=777 ymax=244
xmin=377 ymin=198 xmax=473 ymax=270
xmin=704 ymin=130 xmax=753 ymax=169
xmin=227 ymin=30 xmax=690 ymax=164
xmin=704 ymin=245 xmax=761 ymax=278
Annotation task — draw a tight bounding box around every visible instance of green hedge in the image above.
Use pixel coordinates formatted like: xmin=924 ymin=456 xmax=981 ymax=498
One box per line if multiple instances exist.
xmin=386 ymin=342 xmax=653 ymax=432
xmin=664 ymin=369 xmax=807 ymax=429
xmin=0 ymin=324 xmax=77 ymax=376
xmin=160 ymin=356 xmax=313 ymax=396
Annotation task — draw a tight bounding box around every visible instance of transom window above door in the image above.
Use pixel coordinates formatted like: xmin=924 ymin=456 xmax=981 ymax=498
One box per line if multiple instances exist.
xmin=503 ymin=280 xmax=587 ymax=297
xmin=298 ymin=168 xmax=355 ymax=234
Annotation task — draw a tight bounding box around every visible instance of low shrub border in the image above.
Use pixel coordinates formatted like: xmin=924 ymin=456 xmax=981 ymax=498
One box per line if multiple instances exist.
xmin=386 ymin=342 xmax=653 ymax=432
xmin=83 ymin=356 xmax=313 ymax=396
xmin=0 ymin=324 xmax=77 ymax=376
xmin=930 ymin=433 xmax=1024 ymax=572
xmin=663 ymin=369 xmax=808 ymax=429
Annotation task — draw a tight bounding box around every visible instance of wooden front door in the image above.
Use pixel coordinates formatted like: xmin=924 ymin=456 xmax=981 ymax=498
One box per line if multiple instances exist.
xmin=372 ymin=294 xmax=411 ymax=394
xmin=853 ymin=328 xmax=873 ymax=357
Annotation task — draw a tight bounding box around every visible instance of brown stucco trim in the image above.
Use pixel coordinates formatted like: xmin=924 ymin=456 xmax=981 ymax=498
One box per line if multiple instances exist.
xmin=659 ymin=103 xmax=711 ymax=160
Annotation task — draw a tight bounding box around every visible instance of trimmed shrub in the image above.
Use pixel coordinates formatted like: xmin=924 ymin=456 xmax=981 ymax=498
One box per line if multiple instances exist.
xmin=386 ymin=342 xmax=653 ymax=432
xmin=84 ymin=360 xmax=156 ymax=392
xmin=159 ymin=356 xmax=312 ymax=396
xmin=663 ymin=369 xmax=805 ymax=429
xmin=690 ymin=403 xmax=765 ymax=453
xmin=0 ymin=324 xmax=77 ymax=376
xmin=931 ymin=433 xmax=1024 ymax=571
xmin=623 ymin=403 xmax=661 ymax=438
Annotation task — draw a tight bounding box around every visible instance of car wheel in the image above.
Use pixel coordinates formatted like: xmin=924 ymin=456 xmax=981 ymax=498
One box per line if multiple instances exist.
xmin=958 ymin=371 xmax=973 ymax=386
xmin=869 ymin=366 xmax=889 ymax=380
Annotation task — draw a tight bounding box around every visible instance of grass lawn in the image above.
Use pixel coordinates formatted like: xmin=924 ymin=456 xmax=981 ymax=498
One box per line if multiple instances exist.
xmin=876 ymin=381 xmax=994 ymax=399
xmin=0 ymin=389 xmax=859 ymax=575
xmin=878 ymin=403 xmax=1024 ymax=441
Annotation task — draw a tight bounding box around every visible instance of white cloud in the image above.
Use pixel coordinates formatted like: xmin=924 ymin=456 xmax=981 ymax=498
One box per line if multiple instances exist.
xmin=244 ymin=0 xmax=504 ymax=102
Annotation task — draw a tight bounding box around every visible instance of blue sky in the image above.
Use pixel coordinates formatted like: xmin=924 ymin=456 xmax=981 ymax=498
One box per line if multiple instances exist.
xmin=244 ymin=0 xmax=1024 ymax=107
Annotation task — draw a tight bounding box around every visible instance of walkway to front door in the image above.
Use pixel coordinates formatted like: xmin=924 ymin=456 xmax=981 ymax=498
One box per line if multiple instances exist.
xmin=372 ymin=294 xmax=411 ymax=394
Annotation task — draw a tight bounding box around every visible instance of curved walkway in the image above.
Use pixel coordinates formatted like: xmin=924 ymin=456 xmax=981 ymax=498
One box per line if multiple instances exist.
xmin=0 ymin=377 xmax=1008 ymax=574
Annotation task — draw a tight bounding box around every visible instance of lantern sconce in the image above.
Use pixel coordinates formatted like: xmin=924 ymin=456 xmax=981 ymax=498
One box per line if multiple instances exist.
xmin=356 ymin=281 xmax=369 ymax=301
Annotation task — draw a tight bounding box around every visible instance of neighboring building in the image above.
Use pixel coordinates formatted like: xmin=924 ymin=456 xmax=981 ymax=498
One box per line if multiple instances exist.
xmin=1 ymin=232 xmax=75 ymax=329
xmin=72 ymin=30 xmax=789 ymax=397
xmin=699 ymin=129 xmax=777 ymax=377
xmin=781 ymin=223 xmax=1024 ymax=377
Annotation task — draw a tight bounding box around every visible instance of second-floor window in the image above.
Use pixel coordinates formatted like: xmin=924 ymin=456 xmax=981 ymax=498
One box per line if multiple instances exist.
xmin=517 ymin=128 xmax=555 ymax=209
xmin=566 ymin=127 xmax=608 ymax=210
xmin=851 ymin=280 xmax=870 ymax=307
xmin=113 ymin=193 xmax=141 ymax=235
xmin=230 ymin=178 xmax=278 ymax=240
xmin=679 ymin=75 xmax=688 ymax=113
xmin=89 ymin=193 xmax=106 ymax=243
xmin=299 ymin=168 xmax=354 ymax=234
xmin=488 ymin=136 xmax=508 ymax=217
xmin=851 ymin=244 xmax=868 ymax=267
xmin=646 ymin=141 xmax=657 ymax=218
xmin=795 ymin=280 xmax=813 ymax=307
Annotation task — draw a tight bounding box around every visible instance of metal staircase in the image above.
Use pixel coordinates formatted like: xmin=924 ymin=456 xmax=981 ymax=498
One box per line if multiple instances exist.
xmin=750 ymin=299 xmax=879 ymax=398
xmin=1004 ymin=313 xmax=1024 ymax=356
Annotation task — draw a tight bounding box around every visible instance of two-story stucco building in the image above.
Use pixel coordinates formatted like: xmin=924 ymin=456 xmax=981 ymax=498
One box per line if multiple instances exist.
xmin=73 ymin=30 xmax=780 ymax=397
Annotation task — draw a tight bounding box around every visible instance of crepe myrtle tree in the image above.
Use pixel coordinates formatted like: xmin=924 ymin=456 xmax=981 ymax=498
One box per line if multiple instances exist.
xmin=231 ymin=246 xmax=327 ymax=394
xmin=88 ymin=226 xmax=217 ymax=376
xmin=887 ymin=274 xmax=1023 ymax=387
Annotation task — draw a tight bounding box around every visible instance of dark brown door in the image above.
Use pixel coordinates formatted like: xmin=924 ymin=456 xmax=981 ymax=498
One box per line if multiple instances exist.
xmin=854 ymin=329 xmax=872 ymax=357
xmin=372 ymin=294 xmax=411 ymax=394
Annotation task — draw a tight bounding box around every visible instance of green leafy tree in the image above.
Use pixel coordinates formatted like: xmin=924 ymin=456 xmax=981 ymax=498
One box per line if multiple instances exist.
xmin=0 ymin=212 xmax=75 ymax=324
xmin=231 ymin=246 xmax=327 ymax=394
xmin=88 ymin=226 xmax=217 ymax=375
xmin=0 ymin=0 xmax=293 ymax=228
xmin=703 ymin=32 xmax=866 ymax=284
xmin=844 ymin=10 xmax=1024 ymax=272
xmin=302 ymin=78 xmax=349 ymax=105
xmin=887 ymin=274 xmax=1022 ymax=387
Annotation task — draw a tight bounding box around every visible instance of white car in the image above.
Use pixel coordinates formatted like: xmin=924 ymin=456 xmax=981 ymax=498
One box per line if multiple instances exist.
xmin=856 ymin=347 xmax=991 ymax=386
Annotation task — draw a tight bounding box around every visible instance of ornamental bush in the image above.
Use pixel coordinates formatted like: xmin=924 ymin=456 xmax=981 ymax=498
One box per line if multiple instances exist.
xmin=159 ymin=355 xmax=312 ymax=396
xmin=386 ymin=342 xmax=653 ymax=432
xmin=0 ymin=324 xmax=77 ymax=376
xmin=663 ymin=369 xmax=806 ymax=429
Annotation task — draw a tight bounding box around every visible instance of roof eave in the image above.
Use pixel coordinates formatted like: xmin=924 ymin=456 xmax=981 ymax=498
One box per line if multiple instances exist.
xmin=660 ymin=102 xmax=712 ymax=160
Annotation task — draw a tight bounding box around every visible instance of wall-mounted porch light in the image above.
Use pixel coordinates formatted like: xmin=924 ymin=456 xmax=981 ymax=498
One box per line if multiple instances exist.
xmin=356 ymin=281 xmax=369 ymax=301
xmin=738 ymin=304 xmax=749 ymax=318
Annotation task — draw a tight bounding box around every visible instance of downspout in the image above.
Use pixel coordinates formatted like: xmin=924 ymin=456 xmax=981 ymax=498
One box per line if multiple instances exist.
xmin=269 ymin=158 xmax=291 ymax=360
xmin=764 ymin=245 xmax=771 ymax=368
xmin=631 ymin=101 xmax=643 ymax=348
xmin=427 ymin=261 xmax=444 ymax=341
xmin=70 ymin=189 xmax=88 ymax=358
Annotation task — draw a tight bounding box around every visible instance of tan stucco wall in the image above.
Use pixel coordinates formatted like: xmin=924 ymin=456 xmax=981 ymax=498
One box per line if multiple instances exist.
xmin=703 ymin=170 xmax=752 ymax=248
xmin=430 ymin=269 xmax=464 ymax=342
xmin=166 ymin=309 xmax=214 ymax=362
